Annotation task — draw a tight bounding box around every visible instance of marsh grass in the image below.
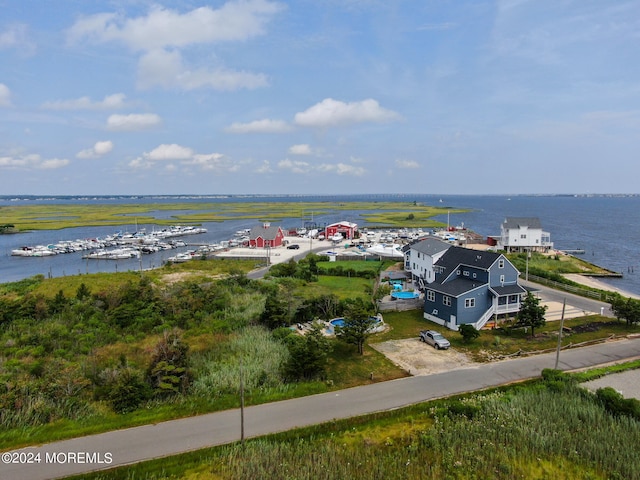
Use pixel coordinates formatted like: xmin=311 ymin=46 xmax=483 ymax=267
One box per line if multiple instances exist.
xmin=191 ymin=326 xmax=289 ymax=396
xmin=1 ymin=201 xmax=464 ymax=231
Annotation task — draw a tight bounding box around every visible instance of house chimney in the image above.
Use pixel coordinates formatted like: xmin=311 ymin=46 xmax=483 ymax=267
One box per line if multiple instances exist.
xmin=263 ymin=222 xmax=270 ymax=229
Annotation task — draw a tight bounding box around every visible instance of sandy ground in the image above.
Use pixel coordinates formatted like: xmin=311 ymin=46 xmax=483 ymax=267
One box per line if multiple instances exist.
xmin=564 ymin=273 xmax=640 ymax=299
xmin=370 ymin=338 xmax=479 ymax=376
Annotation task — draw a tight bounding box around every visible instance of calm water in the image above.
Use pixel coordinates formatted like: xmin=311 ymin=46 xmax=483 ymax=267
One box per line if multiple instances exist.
xmin=1 ymin=194 xmax=639 ymax=294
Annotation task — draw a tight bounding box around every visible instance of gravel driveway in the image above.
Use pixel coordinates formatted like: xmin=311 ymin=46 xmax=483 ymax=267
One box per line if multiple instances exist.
xmin=370 ymin=337 xmax=479 ymax=376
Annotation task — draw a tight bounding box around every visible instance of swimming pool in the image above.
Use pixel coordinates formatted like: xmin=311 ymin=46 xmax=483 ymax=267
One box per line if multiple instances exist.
xmin=330 ymin=318 xmax=345 ymax=327
xmin=326 ymin=315 xmax=385 ymax=334
xmin=391 ymin=291 xmax=419 ymax=299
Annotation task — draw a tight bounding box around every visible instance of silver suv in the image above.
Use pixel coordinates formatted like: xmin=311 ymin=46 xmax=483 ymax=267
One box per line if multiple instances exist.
xmin=419 ymin=330 xmax=450 ymax=350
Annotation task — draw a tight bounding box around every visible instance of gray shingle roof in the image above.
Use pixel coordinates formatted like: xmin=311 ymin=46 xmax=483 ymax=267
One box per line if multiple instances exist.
xmin=435 ymin=246 xmax=502 ymax=274
xmin=503 ymin=217 xmax=542 ymax=229
xmin=249 ymin=224 xmax=282 ymax=241
xmin=409 ymin=237 xmax=451 ymax=256
xmin=427 ymin=277 xmax=485 ymax=296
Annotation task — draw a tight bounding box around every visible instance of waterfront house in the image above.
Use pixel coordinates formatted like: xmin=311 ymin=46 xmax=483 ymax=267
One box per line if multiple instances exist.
xmin=423 ymin=246 xmax=526 ymax=331
xmin=403 ymin=237 xmax=451 ymax=289
xmin=497 ymin=217 xmax=553 ymax=253
xmin=249 ymin=223 xmax=285 ymax=248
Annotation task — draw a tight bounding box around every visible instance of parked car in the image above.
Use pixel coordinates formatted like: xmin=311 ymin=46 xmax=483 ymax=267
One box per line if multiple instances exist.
xmin=287 ymin=244 xmax=300 ymax=250
xmin=419 ymin=330 xmax=450 ymax=350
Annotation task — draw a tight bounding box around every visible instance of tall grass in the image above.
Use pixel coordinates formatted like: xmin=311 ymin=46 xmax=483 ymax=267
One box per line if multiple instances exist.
xmin=191 ymin=326 xmax=288 ymax=396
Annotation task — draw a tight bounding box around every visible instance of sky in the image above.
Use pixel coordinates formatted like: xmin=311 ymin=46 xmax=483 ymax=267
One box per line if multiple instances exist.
xmin=1 ymin=0 xmax=639 ymax=196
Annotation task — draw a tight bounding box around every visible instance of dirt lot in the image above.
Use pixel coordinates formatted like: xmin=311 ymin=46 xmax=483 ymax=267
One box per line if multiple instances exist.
xmin=370 ymin=338 xmax=479 ymax=376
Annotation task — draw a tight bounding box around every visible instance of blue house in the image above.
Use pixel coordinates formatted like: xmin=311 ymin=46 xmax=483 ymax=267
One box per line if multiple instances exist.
xmin=423 ymin=246 xmax=526 ymax=331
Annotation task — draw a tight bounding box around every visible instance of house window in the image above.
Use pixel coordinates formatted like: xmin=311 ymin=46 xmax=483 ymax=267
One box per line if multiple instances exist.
xmin=465 ymin=298 xmax=475 ymax=308
xmin=463 ymin=271 xmax=470 ymax=277
xmin=498 ymin=259 xmax=504 ymax=268
xmin=427 ymin=290 xmax=435 ymax=302
xmin=500 ymin=275 xmax=505 ymax=284
xmin=472 ymin=273 xmax=477 ymax=278
xmin=456 ymin=269 xmax=461 ymax=275
xmin=520 ymin=234 xmax=527 ymax=239
xmin=443 ymin=296 xmax=451 ymax=306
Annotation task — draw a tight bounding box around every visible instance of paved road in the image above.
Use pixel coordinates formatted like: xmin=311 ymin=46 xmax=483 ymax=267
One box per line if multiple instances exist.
xmin=2 ymin=338 xmax=639 ymax=480
xmin=521 ymin=279 xmax=614 ymax=317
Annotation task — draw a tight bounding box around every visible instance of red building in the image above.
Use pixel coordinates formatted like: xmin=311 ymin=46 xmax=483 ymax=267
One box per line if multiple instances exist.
xmin=325 ymin=221 xmax=358 ymax=240
xmin=249 ymin=223 xmax=285 ymax=248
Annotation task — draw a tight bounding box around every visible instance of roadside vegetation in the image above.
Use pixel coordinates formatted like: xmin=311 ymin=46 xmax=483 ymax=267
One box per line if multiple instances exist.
xmin=74 ymin=365 xmax=640 ymax=480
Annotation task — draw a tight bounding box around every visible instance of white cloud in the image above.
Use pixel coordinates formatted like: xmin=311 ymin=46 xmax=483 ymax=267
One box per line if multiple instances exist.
xmin=67 ymin=2 xmax=282 ymax=91
xmin=288 ymin=144 xmax=312 ymax=155
xmin=147 ymin=144 xmax=194 ymax=160
xmin=277 ymin=158 xmax=311 ymax=174
xmin=76 ymin=140 xmax=114 ymax=159
xmin=256 ymin=160 xmax=273 ymax=173
xmin=333 ymin=163 xmax=366 ymax=177
xmin=107 ymin=113 xmax=161 ymax=131
xmin=0 ymin=83 xmax=11 ymax=107
xmin=0 ymin=24 xmax=35 ymax=54
xmin=128 ymin=144 xmax=230 ymax=172
xmin=395 ymin=159 xmax=420 ymax=169
xmin=67 ymin=1 xmax=283 ymax=51
xmin=43 ymin=93 xmax=127 ymax=110
xmin=294 ymin=98 xmax=401 ymax=128
xmin=137 ymin=49 xmax=267 ymax=91
xmin=277 ymin=158 xmax=365 ymax=176
xmin=225 ymin=118 xmax=292 ymax=133
xmin=40 ymin=158 xmax=71 ymax=169
xmin=0 ymin=152 xmax=69 ymax=170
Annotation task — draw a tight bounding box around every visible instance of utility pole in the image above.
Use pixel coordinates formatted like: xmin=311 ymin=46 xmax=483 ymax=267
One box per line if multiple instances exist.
xmin=240 ymin=360 xmax=245 ymax=446
xmin=554 ymin=298 xmax=567 ymax=369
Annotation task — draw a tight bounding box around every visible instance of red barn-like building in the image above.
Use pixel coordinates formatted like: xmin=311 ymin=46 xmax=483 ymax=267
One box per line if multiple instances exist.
xmin=249 ymin=223 xmax=285 ymax=248
xmin=325 ymin=221 xmax=358 ymax=240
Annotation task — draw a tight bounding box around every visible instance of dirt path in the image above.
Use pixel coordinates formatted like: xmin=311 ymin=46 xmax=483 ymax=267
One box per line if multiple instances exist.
xmin=370 ymin=338 xmax=479 ymax=376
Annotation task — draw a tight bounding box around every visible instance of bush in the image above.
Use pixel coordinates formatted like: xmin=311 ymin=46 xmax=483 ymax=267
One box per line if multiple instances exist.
xmin=458 ymin=324 xmax=480 ymax=343
xmin=596 ymin=387 xmax=640 ymax=420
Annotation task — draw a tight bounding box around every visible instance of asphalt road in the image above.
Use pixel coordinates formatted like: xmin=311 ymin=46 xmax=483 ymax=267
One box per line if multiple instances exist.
xmin=521 ymin=279 xmax=614 ymax=317
xmin=2 ymin=338 xmax=639 ymax=480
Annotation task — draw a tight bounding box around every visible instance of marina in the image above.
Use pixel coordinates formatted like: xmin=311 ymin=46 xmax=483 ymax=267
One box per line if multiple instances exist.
xmin=1 ymin=194 xmax=639 ymax=295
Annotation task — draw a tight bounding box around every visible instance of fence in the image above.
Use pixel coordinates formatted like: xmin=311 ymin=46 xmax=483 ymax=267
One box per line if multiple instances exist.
xmin=378 ymin=297 xmax=423 ymax=312
xmin=526 ymin=274 xmax=611 ymax=301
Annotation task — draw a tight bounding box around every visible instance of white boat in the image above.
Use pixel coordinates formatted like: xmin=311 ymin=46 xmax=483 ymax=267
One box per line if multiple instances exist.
xmin=366 ymin=243 xmax=404 ymax=259
xmin=330 ymin=233 xmax=343 ymax=242
xmin=11 ymin=246 xmax=56 ymax=257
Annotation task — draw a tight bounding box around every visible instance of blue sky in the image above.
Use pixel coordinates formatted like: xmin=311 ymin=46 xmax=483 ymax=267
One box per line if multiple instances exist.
xmin=1 ymin=0 xmax=639 ymax=195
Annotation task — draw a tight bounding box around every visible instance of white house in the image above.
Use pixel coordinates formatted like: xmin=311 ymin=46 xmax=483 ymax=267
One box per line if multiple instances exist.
xmin=403 ymin=237 xmax=451 ymax=289
xmin=498 ymin=217 xmax=553 ymax=253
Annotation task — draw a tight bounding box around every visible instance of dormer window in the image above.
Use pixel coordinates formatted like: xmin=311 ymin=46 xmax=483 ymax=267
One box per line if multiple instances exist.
xmin=498 ymin=259 xmax=505 ymax=269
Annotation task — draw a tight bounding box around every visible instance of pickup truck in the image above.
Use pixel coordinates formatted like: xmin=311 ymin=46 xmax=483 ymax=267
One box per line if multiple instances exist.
xmin=419 ymin=330 xmax=450 ymax=350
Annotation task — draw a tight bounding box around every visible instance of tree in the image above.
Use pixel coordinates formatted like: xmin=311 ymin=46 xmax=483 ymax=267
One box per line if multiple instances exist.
xmin=459 ymin=324 xmax=480 ymax=343
xmin=147 ymin=329 xmax=191 ymax=398
xmin=336 ymin=298 xmax=375 ymax=355
xmin=283 ymin=322 xmax=332 ymax=380
xmin=260 ymin=291 xmax=290 ymax=329
xmin=76 ymin=282 xmax=91 ymax=301
xmin=516 ymin=292 xmax=547 ymax=337
xmin=610 ymin=294 xmax=640 ymax=327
